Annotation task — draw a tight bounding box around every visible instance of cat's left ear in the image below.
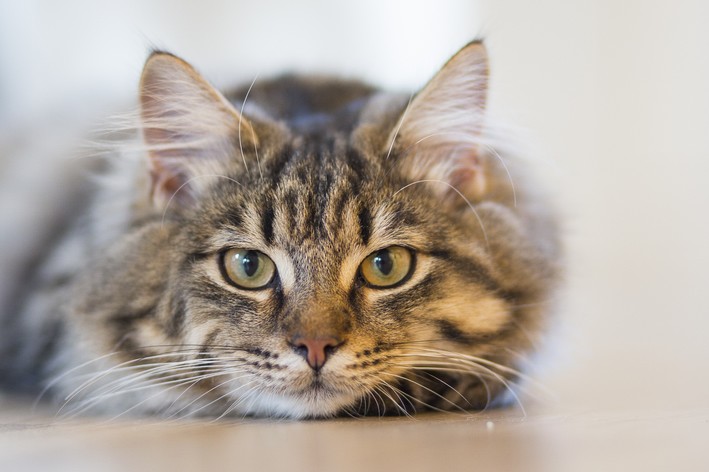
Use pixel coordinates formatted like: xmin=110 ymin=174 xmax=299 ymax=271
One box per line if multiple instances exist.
xmin=391 ymin=41 xmax=489 ymax=203
xmin=139 ymin=52 xmax=258 ymax=208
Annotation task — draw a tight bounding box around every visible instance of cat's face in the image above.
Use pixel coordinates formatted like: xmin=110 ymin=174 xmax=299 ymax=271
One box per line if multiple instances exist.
xmin=175 ymin=137 xmax=516 ymax=417
xmin=70 ymin=42 xmax=558 ymax=418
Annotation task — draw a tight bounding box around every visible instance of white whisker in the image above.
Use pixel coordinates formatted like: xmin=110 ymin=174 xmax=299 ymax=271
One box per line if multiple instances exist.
xmin=385 ymin=372 xmax=468 ymax=414
xmin=60 ymin=354 xmax=223 ymax=407
xmin=384 ymin=93 xmax=414 ymax=161
xmin=77 ymin=363 xmax=237 ymax=402
xmin=211 ymin=379 xmax=262 ymax=422
xmin=238 ymin=75 xmax=259 ymax=177
xmin=411 ymin=369 xmax=472 ymax=407
xmin=373 ymin=383 xmax=411 ymax=417
xmin=168 ymin=372 xmax=253 ymax=419
xmin=64 ymin=368 xmax=238 ymax=418
xmin=393 ymin=352 xmax=528 ymax=415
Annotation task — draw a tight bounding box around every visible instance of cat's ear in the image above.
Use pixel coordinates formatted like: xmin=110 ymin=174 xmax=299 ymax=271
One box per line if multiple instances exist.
xmin=139 ymin=52 xmax=257 ymax=207
xmin=391 ymin=41 xmax=489 ymax=204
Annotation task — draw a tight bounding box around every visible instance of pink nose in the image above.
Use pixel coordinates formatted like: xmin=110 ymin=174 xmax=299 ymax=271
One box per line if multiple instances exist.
xmin=289 ymin=336 xmax=342 ymax=371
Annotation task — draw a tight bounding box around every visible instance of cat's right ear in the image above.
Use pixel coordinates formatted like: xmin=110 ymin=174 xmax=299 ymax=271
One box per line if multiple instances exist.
xmin=139 ymin=52 xmax=257 ymax=208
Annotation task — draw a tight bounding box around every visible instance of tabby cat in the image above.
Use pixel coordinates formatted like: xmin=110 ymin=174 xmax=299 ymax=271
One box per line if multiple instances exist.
xmin=0 ymin=41 xmax=560 ymax=418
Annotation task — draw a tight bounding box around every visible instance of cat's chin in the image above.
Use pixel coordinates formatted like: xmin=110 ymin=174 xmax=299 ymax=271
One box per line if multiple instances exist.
xmin=230 ymin=387 xmax=361 ymax=419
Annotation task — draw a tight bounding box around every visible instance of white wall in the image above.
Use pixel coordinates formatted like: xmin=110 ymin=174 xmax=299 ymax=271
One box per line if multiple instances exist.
xmin=0 ymin=0 xmax=480 ymax=121
xmin=484 ymin=0 xmax=709 ymax=410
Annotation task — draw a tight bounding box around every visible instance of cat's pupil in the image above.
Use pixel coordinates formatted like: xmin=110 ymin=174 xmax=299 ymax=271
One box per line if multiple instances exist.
xmin=374 ymin=250 xmax=393 ymax=276
xmin=242 ymin=251 xmax=260 ymax=277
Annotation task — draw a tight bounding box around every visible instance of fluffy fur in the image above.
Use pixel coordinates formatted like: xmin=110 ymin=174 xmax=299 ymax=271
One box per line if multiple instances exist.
xmin=0 ymin=41 xmax=560 ymax=419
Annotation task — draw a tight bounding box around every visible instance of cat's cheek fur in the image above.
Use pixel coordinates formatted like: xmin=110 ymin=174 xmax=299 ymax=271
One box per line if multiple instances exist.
xmin=432 ymin=296 xmax=510 ymax=336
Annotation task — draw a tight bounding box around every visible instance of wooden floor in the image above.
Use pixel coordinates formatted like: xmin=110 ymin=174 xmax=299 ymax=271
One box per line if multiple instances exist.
xmin=2 ymin=393 xmax=708 ymax=471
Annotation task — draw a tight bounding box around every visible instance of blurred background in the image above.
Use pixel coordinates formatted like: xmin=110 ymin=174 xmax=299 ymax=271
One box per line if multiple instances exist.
xmin=1 ymin=0 xmax=708 ymax=419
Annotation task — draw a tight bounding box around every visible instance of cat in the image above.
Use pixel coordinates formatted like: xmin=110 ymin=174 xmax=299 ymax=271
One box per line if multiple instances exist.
xmin=0 ymin=41 xmax=560 ymax=419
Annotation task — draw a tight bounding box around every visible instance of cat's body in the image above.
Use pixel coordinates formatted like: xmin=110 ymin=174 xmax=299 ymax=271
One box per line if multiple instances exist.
xmin=0 ymin=42 xmax=560 ymax=418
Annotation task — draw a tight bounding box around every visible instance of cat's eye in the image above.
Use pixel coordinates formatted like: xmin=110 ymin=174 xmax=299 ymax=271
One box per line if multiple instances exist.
xmin=221 ymin=249 xmax=276 ymax=289
xmin=360 ymin=246 xmax=414 ymax=288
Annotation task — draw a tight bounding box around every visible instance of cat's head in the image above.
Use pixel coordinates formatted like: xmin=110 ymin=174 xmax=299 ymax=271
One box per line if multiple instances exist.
xmin=73 ymin=42 xmax=559 ymax=418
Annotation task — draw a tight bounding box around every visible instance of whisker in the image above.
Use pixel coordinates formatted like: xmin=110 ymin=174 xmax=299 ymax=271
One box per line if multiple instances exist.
xmin=385 ymin=373 xmax=469 ymax=414
xmin=237 ymin=385 xmax=263 ymax=421
xmin=401 ymin=348 xmax=529 ymax=381
xmin=385 ymin=379 xmax=462 ymax=416
xmin=63 ymin=367 xmax=245 ymax=418
xmin=392 ymin=363 xmax=493 ymax=408
xmin=60 ymin=355 xmax=225 ymax=408
xmin=411 ymin=369 xmax=473 ymax=408
xmin=384 ymin=92 xmax=415 ymax=161
xmin=413 ymin=348 xmax=553 ymax=399
xmin=35 ymin=350 xmax=126 ymax=409
xmin=69 ymin=358 xmax=228 ymax=387
xmin=210 ymin=379 xmax=261 ymax=422
xmin=368 ymin=387 xmax=385 ymax=417
xmin=394 ymin=356 xmax=516 ymax=389
xmin=165 ymin=372 xmax=223 ymax=414
xmin=168 ymin=372 xmax=253 ymax=419
xmin=373 ymin=383 xmax=411 ymax=418
xmin=73 ymin=363 xmax=238 ymax=404
xmin=112 ymin=369 xmax=251 ymax=421
xmin=238 ymin=75 xmax=259 ymax=177
xmin=392 ymin=355 xmax=527 ymax=415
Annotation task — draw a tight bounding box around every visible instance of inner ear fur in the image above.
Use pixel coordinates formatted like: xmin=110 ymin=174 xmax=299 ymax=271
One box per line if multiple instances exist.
xmin=139 ymin=51 xmax=258 ymax=208
xmin=390 ymin=41 xmax=489 ymax=204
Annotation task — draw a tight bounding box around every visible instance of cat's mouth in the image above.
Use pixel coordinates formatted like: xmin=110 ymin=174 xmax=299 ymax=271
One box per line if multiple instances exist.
xmin=312 ymin=375 xmax=359 ymax=397
xmin=289 ymin=373 xmax=350 ymax=397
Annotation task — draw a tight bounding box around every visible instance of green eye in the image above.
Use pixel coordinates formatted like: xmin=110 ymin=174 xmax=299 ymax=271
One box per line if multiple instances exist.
xmin=360 ymin=246 xmax=414 ymax=288
xmin=221 ymin=249 xmax=276 ymax=289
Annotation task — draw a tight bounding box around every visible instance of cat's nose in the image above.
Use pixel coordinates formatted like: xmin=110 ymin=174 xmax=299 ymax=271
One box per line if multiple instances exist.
xmin=288 ymin=336 xmax=343 ymax=371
